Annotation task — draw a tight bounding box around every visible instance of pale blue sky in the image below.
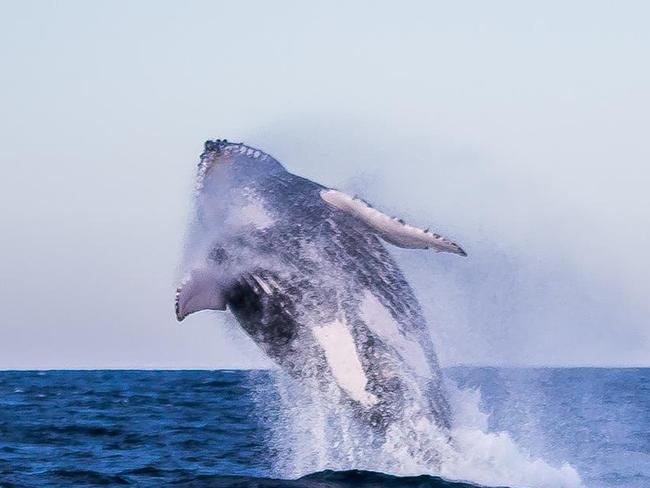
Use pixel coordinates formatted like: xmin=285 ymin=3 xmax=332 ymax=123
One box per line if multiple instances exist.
xmin=1 ymin=1 xmax=648 ymax=368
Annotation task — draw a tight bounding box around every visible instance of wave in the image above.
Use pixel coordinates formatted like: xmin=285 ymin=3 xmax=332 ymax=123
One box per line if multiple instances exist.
xmin=170 ymin=469 xmax=495 ymax=487
xmin=27 ymin=468 xmax=495 ymax=487
xmin=41 ymin=469 xmax=130 ymax=485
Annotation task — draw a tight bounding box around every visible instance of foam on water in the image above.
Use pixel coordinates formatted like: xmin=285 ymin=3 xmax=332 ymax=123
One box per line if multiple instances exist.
xmin=261 ymin=367 xmax=584 ymax=488
xmin=441 ymin=383 xmax=584 ymax=488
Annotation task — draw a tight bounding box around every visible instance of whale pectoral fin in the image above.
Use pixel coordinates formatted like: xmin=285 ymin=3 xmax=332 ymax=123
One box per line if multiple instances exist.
xmin=320 ymin=189 xmax=467 ymax=256
xmin=175 ymin=269 xmax=227 ymax=322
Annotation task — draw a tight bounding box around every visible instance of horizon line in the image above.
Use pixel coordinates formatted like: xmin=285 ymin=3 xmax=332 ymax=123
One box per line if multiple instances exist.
xmin=1 ymin=365 xmax=649 ymax=372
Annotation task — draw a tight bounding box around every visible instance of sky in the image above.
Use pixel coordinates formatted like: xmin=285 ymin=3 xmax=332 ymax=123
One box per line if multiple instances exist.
xmin=0 ymin=1 xmax=648 ymax=368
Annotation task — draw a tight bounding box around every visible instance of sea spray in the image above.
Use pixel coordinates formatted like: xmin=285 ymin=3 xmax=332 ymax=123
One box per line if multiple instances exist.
xmin=441 ymin=382 xmax=584 ymax=488
xmin=254 ymin=370 xmax=584 ymax=488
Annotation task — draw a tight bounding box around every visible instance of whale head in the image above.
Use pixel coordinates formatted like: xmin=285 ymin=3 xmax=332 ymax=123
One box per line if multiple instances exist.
xmin=195 ymin=139 xmax=284 ymax=195
xmin=176 ymin=141 xmax=286 ymax=322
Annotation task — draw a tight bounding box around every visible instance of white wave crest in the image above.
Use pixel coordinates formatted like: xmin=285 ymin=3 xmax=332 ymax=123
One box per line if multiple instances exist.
xmin=441 ymin=383 xmax=584 ymax=488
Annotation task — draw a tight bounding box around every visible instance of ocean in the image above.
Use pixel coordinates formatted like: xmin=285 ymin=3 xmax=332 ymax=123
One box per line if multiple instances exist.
xmin=0 ymin=368 xmax=647 ymax=487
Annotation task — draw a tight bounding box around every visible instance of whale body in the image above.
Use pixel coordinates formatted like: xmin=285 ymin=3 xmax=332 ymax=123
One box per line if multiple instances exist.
xmin=176 ymin=140 xmax=466 ymax=464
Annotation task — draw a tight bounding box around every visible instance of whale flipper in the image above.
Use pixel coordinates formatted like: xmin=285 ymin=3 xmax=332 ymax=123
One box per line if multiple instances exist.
xmin=175 ymin=269 xmax=228 ymax=321
xmin=320 ymin=189 xmax=467 ymax=256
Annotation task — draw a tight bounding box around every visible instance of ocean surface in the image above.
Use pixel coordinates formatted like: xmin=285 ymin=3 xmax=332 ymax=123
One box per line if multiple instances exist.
xmin=0 ymin=368 xmax=647 ymax=487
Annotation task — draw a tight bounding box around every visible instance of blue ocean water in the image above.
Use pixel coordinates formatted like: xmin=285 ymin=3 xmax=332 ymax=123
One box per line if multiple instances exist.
xmin=0 ymin=368 xmax=647 ymax=487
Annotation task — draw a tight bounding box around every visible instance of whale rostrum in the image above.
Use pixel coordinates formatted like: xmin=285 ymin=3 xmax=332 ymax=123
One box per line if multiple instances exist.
xmin=176 ymin=139 xmax=466 ymax=465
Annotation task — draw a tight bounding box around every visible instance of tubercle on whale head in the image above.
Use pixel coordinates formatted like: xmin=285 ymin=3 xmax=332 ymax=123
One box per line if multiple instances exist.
xmin=199 ymin=139 xmax=277 ymax=163
xmin=200 ymin=139 xmax=230 ymax=158
xmin=195 ymin=139 xmax=233 ymax=192
xmin=194 ymin=139 xmax=281 ymax=193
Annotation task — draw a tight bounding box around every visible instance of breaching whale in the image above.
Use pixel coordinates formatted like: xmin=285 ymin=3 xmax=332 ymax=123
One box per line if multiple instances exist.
xmin=176 ymin=140 xmax=466 ymax=463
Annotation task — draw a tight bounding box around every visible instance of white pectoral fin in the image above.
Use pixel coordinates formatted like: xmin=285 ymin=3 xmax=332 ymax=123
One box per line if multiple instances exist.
xmin=175 ymin=269 xmax=227 ymax=321
xmin=320 ymin=189 xmax=467 ymax=256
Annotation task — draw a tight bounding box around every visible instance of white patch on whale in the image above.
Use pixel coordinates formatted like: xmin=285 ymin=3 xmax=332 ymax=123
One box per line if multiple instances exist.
xmin=360 ymin=291 xmax=431 ymax=377
xmin=312 ymin=318 xmax=378 ymax=407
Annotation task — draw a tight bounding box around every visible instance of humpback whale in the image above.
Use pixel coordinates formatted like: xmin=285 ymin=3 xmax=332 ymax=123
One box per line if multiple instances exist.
xmin=176 ymin=140 xmax=466 ymax=464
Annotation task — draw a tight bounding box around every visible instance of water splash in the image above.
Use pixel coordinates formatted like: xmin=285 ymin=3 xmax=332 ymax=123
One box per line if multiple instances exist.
xmin=257 ymin=371 xmax=584 ymax=488
xmin=441 ymin=383 xmax=584 ymax=488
